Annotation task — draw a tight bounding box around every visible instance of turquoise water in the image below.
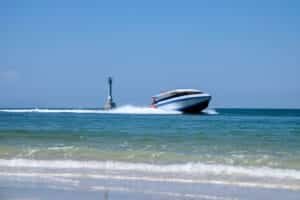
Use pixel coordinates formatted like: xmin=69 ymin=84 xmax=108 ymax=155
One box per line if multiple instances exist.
xmin=1 ymin=107 xmax=300 ymax=199
xmin=0 ymin=108 xmax=299 ymax=168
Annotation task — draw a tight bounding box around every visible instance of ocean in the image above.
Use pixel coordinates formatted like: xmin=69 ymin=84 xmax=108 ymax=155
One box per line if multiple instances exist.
xmin=0 ymin=106 xmax=300 ymax=200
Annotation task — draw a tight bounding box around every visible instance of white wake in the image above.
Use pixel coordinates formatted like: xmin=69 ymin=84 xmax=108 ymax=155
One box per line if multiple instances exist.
xmin=0 ymin=106 xmax=220 ymax=115
xmin=0 ymin=105 xmax=181 ymax=115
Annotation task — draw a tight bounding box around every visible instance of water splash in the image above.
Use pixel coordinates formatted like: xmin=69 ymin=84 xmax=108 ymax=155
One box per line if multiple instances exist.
xmin=0 ymin=105 xmax=181 ymax=115
xmin=0 ymin=106 xmax=219 ymax=115
xmin=202 ymin=109 xmax=219 ymax=115
xmin=107 ymin=105 xmax=181 ymax=115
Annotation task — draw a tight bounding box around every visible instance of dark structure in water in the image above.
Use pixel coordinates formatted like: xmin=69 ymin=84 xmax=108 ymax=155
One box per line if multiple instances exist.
xmin=103 ymin=77 xmax=116 ymax=110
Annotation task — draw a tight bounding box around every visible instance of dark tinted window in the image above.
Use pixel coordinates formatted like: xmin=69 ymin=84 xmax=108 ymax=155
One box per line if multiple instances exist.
xmin=157 ymin=91 xmax=201 ymax=102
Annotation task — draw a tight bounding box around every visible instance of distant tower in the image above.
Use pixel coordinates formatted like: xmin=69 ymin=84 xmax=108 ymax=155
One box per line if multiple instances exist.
xmin=103 ymin=76 xmax=116 ymax=110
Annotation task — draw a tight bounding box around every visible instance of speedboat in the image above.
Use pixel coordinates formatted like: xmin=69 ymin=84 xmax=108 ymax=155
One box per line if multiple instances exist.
xmin=151 ymin=89 xmax=211 ymax=113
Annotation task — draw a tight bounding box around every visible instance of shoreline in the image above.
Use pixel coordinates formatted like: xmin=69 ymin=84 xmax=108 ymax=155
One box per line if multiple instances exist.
xmin=1 ymin=170 xmax=300 ymax=200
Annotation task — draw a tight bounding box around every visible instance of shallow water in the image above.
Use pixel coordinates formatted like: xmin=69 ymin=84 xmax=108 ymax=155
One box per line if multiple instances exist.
xmin=0 ymin=107 xmax=300 ymax=199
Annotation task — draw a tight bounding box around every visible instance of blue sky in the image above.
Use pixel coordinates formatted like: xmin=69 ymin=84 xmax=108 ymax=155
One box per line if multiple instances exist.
xmin=1 ymin=0 xmax=300 ymax=108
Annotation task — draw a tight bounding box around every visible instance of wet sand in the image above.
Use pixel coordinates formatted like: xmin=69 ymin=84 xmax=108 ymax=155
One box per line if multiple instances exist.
xmin=1 ymin=172 xmax=300 ymax=200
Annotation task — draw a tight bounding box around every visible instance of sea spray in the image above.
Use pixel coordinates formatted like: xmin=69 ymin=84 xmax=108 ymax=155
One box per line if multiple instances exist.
xmin=202 ymin=109 xmax=219 ymax=115
xmin=0 ymin=105 xmax=181 ymax=115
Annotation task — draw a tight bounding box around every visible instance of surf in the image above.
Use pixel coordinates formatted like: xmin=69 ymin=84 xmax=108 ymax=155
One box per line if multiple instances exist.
xmin=1 ymin=159 xmax=300 ymax=180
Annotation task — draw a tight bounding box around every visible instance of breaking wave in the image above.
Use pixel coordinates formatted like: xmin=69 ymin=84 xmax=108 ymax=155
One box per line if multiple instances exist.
xmin=0 ymin=159 xmax=299 ymax=180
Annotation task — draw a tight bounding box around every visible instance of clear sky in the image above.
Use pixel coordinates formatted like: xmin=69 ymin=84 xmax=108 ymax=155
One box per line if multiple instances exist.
xmin=1 ymin=0 xmax=300 ymax=108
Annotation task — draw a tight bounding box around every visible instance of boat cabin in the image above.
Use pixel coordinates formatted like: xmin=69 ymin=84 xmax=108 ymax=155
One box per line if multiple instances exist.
xmin=152 ymin=89 xmax=202 ymax=104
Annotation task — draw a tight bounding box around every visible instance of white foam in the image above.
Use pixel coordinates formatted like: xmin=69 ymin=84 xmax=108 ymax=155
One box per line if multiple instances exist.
xmin=0 ymin=159 xmax=300 ymax=180
xmin=1 ymin=172 xmax=300 ymax=191
xmin=0 ymin=108 xmax=101 ymax=113
xmin=202 ymin=109 xmax=219 ymax=115
xmin=107 ymin=105 xmax=181 ymax=115
xmin=47 ymin=146 xmax=75 ymax=151
xmin=0 ymin=105 xmax=181 ymax=115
